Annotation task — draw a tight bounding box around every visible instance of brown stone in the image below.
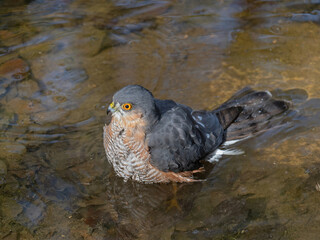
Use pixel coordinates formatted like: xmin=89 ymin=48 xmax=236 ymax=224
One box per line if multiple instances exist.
xmin=6 ymin=98 xmax=45 ymax=115
xmin=19 ymin=41 xmax=55 ymax=60
xmin=0 ymin=58 xmax=30 ymax=87
xmin=31 ymin=109 xmax=68 ymax=124
xmin=17 ymin=79 xmax=40 ymax=98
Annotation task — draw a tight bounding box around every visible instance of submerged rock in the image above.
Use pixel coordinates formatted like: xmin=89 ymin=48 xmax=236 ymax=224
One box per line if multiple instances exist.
xmin=0 ymin=197 xmax=23 ymax=220
xmin=0 ymin=58 xmax=30 ymax=88
xmin=0 ymin=107 xmax=17 ymax=130
xmin=0 ymin=142 xmax=26 ymax=170
xmin=0 ymin=160 xmax=7 ymax=175
xmin=19 ymin=41 xmax=56 ymax=60
xmin=3 ymin=84 xmax=18 ymax=102
xmin=17 ymin=79 xmax=40 ymax=98
xmin=16 ymin=113 xmax=33 ymax=127
xmin=75 ymin=26 xmax=106 ymax=56
xmin=6 ymin=97 xmax=45 ymax=115
xmin=30 ymin=108 xmax=68 ymax=124
xmin=0 ymin=142 xmax=26 ymax=156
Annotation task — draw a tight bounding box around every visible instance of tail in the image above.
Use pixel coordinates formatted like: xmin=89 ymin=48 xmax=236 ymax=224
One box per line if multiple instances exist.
xmin=214 ymin=87 xmax=290 ymax=141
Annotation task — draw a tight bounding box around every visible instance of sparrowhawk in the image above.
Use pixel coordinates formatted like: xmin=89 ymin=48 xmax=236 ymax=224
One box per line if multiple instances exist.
xmin=103 ymin=85 xmax=289 ymax=183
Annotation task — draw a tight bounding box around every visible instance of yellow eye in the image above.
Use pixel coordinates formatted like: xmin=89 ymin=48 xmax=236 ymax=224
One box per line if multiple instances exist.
xmin=121 ymin=103 xmax=132 ymax=111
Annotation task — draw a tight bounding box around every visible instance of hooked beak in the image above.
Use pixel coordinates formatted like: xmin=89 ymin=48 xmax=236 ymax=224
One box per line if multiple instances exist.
xmin=107 ymin=102 xmax=116 ymax=115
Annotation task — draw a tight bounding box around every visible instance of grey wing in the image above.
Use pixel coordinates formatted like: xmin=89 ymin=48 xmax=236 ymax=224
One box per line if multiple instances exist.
xmin=146 ymin=105 xmax=224 ymax=173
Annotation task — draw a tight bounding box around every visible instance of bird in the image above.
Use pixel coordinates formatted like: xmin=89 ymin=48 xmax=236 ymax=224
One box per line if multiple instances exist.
xmin=103 ymin=85 xmax=289 ymax=184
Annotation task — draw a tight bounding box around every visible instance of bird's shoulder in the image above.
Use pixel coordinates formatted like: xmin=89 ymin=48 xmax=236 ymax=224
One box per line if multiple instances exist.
xmin=154 ymin=98 xmax=192 ymax=115
xmin=146 ymin=100 xmax=220 ymax=172
xmin=150 ymin=100 xmax=195 ymax=143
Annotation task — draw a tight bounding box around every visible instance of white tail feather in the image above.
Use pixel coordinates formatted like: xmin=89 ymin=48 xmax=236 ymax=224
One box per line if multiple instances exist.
xmin=206 ymin=148 xmax=244 ymax=163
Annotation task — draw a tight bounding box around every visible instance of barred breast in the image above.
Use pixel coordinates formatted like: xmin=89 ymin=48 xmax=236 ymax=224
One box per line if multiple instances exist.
xmin=103 ymin=116 xmax=165 ymax=183
xmin=103 ymin=117 xmax=199 ymax=183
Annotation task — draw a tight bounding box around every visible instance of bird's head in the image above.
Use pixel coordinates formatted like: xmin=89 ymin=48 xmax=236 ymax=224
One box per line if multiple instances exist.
xmin=107 ymin=85 xmax=159 ymax=129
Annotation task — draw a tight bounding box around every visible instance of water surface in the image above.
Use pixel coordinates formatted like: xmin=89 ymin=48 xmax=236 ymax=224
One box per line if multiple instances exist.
xmin=1 ymin=0 xmax=320 ymax=239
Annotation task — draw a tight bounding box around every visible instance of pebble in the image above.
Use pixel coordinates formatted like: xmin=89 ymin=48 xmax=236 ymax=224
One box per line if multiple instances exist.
xmin=31 ymin=109 xmax=68 ymax=124
xmin=0 ymin=141 xmax=26 ymax=153
xmin=17 ymin=79 xmax=40 ymax=98
xmin=19 ymin=41 xmax=55 ymax=60
xmin=0 ymin=142 xmax=26 ymax=159
xmin=0 ymin=197 xmax=23 ymax=220
xmin=74 ymin=26 xmax=106 ymax=56
xmin=6 ymin=97 xmax=45 ymax=115
xmin=0 ymin=142 xmax=27 ymax=171
xmin=0 ymin=58 xmax=30 ymax=88
xmin=2 ymin=84 xmax=18 ymax=102
xmin=0 ymin=108 xmax=17 ymax=130
xmin=17 ymin=113 xmax=32 ymax=126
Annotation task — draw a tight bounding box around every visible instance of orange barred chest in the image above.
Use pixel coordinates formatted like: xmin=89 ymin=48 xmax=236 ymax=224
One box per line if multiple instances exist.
xmin=103 ymin=116 xmax=199 ymax=183
xmin=103 ymin=119 xmax=166 ymax=183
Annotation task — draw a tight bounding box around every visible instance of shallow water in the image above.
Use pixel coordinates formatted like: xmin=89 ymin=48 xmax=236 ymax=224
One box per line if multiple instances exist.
xmin=0 ymin=0 xmax=320 ymax=239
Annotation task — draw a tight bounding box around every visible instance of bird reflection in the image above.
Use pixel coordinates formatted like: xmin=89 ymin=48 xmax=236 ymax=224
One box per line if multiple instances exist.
xmin=75 ymin=174 xmax=205 ymax=239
